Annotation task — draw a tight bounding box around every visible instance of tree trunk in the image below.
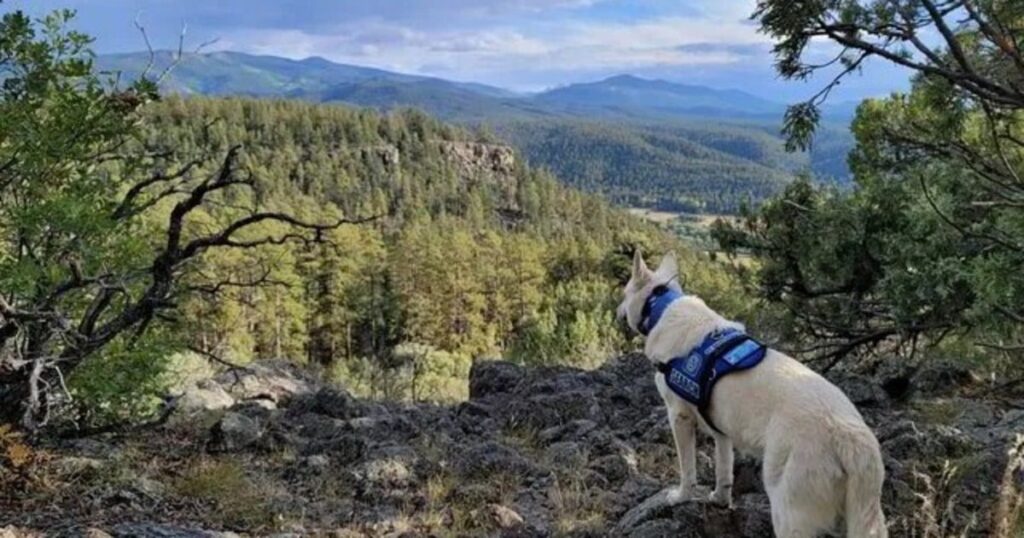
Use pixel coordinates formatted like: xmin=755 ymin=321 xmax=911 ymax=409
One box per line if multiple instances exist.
xmin=0 ymin=375 xmax=30 ymax=425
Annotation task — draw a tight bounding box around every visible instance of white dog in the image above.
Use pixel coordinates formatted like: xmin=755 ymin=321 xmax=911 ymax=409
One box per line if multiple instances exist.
xmin=618 ymin=251 xmax=887 ymax=538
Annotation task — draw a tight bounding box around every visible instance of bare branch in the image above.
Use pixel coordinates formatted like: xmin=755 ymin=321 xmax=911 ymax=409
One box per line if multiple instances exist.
xmin=187 ymin=344 xmax=248 ymax=371
xmin=113 ymin=157 xmax=204 ymax=220
xmin=133 ymin=13 xmax=157 ymax=80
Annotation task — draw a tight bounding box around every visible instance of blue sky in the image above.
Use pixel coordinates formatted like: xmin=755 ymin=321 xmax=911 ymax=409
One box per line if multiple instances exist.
xmin=5 ymin=0 xmax=911 ymax=101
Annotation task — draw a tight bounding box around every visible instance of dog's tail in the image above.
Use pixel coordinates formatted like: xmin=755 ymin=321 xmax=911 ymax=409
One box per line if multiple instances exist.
xmin=840 ymin=425 xmax=888 ymax=538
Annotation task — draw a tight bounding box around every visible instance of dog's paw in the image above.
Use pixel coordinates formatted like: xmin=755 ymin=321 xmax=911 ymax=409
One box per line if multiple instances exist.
xmin=708 ymin=487 xmax=733 ymax=508
xmin=664 ymin=485 xmax=694 ymax=505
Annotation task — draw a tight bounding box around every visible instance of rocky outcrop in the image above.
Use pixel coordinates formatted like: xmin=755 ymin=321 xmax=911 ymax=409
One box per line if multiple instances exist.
xmin=440 ymin=141 xmax=516 ymax=177
xmin=200 ymin=356 xmax=1022 ymax=536
xmin=440 ymin=141 xmax=520 ymax=214
xmin=6 ymin=356 xmax=1023 ymax=537
xmin=172 ymin=360 xmax=318 ymax=418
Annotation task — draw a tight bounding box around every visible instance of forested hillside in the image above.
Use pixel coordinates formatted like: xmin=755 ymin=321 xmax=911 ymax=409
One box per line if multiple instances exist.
xmin=495 ymin=120 xmax=794 ymax=213
xmin=105 ymin=97 xmax=745 ymax=410
xmin=99 ymin=51 xmax=857 ymax=212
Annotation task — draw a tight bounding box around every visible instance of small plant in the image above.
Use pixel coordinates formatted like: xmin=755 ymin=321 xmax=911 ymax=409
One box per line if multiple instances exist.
xmin=501 ymin=423 xmax=543 ymax=460
xmin=174 ymin=459 xmax=278 ymax=530
xmin=548 ymin=473 xmax=605 ymax=536
xmin=895 ymin=461 xmax=976 ymax=538
xmin=0 ymin=424 xmax=33 ymax=470
xmin=0 ymin=423 xmax=47 ymax=493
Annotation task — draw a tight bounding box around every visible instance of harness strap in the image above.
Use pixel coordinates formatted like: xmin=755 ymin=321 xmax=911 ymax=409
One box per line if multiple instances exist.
xmin=656 ymin=332 xmax=760 ymax=435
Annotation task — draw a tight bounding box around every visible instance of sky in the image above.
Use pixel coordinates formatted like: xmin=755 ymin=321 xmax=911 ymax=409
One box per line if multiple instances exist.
xmin=4 ymin=0 xmax=911 ymax=101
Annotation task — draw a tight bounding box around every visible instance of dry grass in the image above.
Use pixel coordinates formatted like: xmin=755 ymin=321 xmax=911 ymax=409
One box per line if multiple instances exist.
xmin=500 ymin=424 xmax=543 ymax=460
xmin=627 ymin=208 xmax=682 ymax=224
xmin=636 ymin=443 xmax=677 ymax=484
xmin=912 ymin=400 xmax=963 ymax=426
xmin=174 ymin=458 xmax=281 ymax=530
xmin=890 ymin=461 xmax=977 ymax=538
xmin=548 ymin=473 xmax=605 ymax=536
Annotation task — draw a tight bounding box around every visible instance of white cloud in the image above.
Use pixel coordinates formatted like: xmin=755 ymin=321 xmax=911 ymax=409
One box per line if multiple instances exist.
xmin=214 ymin=10 xmax=769 ymax=89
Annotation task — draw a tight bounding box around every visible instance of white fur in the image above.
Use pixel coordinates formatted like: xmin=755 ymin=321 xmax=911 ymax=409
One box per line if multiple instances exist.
xmin=618 ymin=251 xmax=887 ymax=538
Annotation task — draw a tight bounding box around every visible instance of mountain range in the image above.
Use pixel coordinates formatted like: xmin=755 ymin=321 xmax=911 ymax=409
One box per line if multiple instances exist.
xmin=98 ymin=51 xmax=857 ymax=213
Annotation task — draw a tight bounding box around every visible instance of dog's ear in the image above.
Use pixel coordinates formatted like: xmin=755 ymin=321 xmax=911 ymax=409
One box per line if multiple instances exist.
xmin=631 ymin=249 xmax=649 ymax=281
xmin=655 ymin=251 xmax=678 ymax=280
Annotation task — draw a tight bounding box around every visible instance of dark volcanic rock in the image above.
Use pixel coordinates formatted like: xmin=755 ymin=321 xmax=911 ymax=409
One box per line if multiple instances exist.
xmin=456 ymin=440 xmax=539 ymax=479
xmin=207 ymin=411 xmax=264 ymax=453
xmin=13 ymin=353 xmax=1020 ymax=537
xmin=286 ymin=386 xmax=363 ymax=419
xmin=110 ymin=523 xmax=236 ymax=538
xmin=830 ymin=372 xmax=890 ymax=407
xmin=616 ymin=489 xmax=772 ymax=537
xmin=302 ymin=433 xmax=367 ymax=463
xmin=912 ymin=360 xmax=980 ymax=396
xmin=469 ymin=360 xmax=526 ymax=399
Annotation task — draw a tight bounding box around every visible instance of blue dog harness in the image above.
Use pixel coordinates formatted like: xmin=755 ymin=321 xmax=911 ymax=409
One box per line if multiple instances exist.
xmin=639 ymin=285 xmax=767 ymax=434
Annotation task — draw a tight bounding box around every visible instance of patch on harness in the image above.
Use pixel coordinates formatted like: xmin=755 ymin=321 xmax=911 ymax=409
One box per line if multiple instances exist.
xmin=669 ymin=367 xmax=701 ymax=400
xmin=723 ymin=339 xmax=763 ymax=367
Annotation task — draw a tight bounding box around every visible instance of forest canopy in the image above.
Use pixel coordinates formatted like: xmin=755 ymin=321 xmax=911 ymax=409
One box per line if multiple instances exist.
xmin=145 ymin=97 xmax=749 ymax=405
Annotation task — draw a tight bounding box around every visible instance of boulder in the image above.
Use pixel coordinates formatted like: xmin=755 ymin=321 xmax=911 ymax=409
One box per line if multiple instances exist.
xmin=207 ymin=411 xmax=265 ymax=452
xmin=212 ymin=360 xmax=314 ymax=402
xmin=287 ymin=387 xmax=361 ymax=419
xmin=176 ymin=380 xmax=235 ymax=414
xmin=469 ymin=360 xmax=526 ymax=399
xmin=615 ymin=489 xmax=772 ymax=537
xmin=456 ymin=441 xmax=537 ymax=479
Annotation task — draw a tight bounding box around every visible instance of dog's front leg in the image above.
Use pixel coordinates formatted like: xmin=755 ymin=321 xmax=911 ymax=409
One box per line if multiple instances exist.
xmin=709 ymin=433 xmax=734 ymax=507
xmin=666 ymin=408 xmax=697 ymax=504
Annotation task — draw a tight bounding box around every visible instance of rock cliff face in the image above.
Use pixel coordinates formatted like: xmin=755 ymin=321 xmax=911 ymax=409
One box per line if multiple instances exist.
xmin=2 ymin=357 xmax=1022 ymax=537
xmin=440 ymin=141 xmax=520 ymax=213
xmin=352 ymin=140 xmax=521 ymax=218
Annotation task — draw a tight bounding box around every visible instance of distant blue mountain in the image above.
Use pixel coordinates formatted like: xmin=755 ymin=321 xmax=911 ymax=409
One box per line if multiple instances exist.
xmin=98 ymin=51 xmax=857 ymax=207
xmin=97 ymin=50 xmax=514 ymax=100
xmin=534 ymin=74 xmax=786 ymax=118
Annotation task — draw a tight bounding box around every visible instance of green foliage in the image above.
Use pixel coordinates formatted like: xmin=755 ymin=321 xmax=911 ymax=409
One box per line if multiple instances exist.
xmin=0 ymin=8 xmax=191 ymax=427
xmin=717 ymin=4 xmax=1024 ymax=370
xmin=68 ymin=329 xmax=180 ymax=425
xmin=136 ymin=97 xmax=749 ymax=399
xmin=713 ymin=173 xmax=974 ymax=358
xmin=508 ymin=277 xmax=623 ymax=368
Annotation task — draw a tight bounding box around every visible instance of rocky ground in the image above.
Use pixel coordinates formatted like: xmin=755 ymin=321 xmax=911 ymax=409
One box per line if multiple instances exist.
xmin=1 ymin=356 xmax=1022 ymax=537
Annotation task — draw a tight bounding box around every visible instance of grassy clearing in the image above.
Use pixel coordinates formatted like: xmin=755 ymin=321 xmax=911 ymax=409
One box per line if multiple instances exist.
xmin=627 ymin=208 xmax=682 ymax=224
